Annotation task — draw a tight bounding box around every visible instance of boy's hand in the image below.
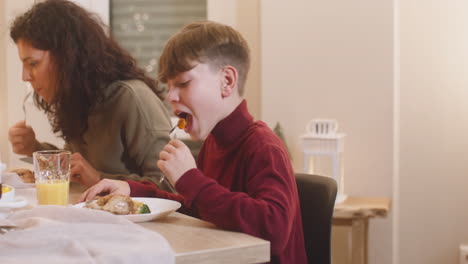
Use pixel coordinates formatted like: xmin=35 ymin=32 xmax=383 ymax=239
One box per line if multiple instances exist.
xmin=8 ymin=121 xmax=37 ymax=156
xmin=78 ymin=179 xmax=130 ymax=202
xmin=157 ymin=139 xmax=196 ymax=186
xmin=70 ymin=152 xmax=101 ymax=187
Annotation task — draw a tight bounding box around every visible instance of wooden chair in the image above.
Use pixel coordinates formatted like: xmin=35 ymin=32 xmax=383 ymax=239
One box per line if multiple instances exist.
xmin=295 ymin=173 xmax=337 ymax=264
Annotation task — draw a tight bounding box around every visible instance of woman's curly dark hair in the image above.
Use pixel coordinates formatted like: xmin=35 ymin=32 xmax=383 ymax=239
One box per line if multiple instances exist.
xmin=10 ymin=0 xmax=165 ymax=142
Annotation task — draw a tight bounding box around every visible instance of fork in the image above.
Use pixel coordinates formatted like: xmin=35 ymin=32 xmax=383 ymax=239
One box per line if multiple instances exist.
xmin=22 ymin=89 xmax=32 ymax=124
xmin=169 ymin=124 xmax=178 ymax=134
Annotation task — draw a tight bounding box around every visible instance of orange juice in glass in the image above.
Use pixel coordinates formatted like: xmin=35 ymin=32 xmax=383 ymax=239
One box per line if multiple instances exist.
xmin=33 ymin=150 xmax=71 ymax=205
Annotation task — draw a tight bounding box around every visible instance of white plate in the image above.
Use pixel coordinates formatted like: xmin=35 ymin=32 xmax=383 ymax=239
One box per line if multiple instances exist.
xmin=73 ymin=197 xmax=181 ymax=223
xmin=0 ymin=197 xmax=28 ymax=209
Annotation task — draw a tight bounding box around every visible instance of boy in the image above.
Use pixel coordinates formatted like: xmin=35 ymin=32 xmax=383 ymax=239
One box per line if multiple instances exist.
xmin=80 ymin=20 xmax=307 ymax=264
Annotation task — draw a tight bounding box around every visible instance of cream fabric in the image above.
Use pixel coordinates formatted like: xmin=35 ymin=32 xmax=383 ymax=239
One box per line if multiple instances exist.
xmin=0 ymin=206 xmax=174 ymax=264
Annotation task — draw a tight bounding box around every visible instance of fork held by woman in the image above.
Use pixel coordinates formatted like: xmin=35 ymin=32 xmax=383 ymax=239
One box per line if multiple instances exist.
xmin=22 ymin=83 xmax=32 ymax=124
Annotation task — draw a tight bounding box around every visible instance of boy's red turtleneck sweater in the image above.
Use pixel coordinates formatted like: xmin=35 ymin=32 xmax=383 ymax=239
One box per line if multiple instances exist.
xmin=128 ymin=100 xmax=307 ymax=263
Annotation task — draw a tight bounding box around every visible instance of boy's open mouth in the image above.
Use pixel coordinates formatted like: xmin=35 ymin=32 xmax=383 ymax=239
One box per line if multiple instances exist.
xmin=175 ymin=111 xmax=192 ymax=132
xmin=177 ymin=112 xmax=188 ymax=120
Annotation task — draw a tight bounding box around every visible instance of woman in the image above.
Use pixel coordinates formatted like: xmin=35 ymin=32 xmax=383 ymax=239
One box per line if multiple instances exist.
xmin=7 ymin=0 xmax=173 ymax=191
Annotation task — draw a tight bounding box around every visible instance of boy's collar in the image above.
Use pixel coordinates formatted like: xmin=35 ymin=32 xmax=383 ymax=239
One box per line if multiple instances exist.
xmin=210 ymin=100 xmax=253 ymax=146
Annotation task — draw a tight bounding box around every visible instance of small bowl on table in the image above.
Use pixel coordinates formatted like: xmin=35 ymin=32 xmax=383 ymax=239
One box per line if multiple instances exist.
xmin=1 ymin=184 xmax=15 ymax=202
xmin=0 ymin=184 xmax=27 ymax=218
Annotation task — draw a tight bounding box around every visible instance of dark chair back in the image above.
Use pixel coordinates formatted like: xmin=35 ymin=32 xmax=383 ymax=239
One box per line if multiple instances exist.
xmin=295 ymin=173 xmax=337 ymax=264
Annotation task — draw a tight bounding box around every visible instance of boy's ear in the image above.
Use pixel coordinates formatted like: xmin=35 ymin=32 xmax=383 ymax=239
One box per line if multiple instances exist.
xmin=220 ymin=66 xmax=238 ymax=98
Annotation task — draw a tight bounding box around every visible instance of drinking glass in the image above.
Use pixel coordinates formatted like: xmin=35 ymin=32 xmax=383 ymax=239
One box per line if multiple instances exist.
xmin=33 ymin=150 xmax=71 ymax=205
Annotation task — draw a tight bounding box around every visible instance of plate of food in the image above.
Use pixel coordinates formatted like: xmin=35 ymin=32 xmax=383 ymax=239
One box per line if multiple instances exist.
xmin=73 ymin=194 xmax=181 ymax=223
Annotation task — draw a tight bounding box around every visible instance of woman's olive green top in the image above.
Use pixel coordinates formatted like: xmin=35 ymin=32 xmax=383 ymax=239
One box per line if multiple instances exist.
xmin=37 ymin=79 xmax=174 ymax=192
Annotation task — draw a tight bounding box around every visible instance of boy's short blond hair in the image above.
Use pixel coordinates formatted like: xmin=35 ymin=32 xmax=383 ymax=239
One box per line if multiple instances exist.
xmin=158 ymin=20 xmax=251 ymax=96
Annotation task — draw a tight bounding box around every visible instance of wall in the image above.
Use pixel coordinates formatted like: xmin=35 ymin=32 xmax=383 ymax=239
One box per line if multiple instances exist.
xmin=207 ymin=0 xmax=236 ymax=27
xmin=0 ymin=0 xmax=7 ymax=163
xmin=398 ymin=0 xmax=468 ymax=263
xmin=236 ymin=0 xmax=261 ymax=120
xmin=260 ymin=1 xmax=393 ymax=264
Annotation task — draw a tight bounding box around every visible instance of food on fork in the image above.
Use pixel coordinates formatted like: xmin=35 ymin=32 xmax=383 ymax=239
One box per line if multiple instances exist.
xmin=84 ymin=194 xmax=151 ymax=215
xmin=8 ymin=168 xmax=35 ymax=183
xmin=177 ymin=118 xmax=186 ymax=129
xmin=170 ymin=117 xmax=187 ymax=133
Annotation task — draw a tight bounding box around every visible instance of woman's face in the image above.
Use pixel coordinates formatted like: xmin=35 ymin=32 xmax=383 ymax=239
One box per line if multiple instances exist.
xmin=16 ymin=39 xmax=57 ymax=104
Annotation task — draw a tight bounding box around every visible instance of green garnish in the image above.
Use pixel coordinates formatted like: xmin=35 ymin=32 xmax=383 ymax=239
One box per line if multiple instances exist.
xmin=138 ymin=204 xmax=151 ymax=214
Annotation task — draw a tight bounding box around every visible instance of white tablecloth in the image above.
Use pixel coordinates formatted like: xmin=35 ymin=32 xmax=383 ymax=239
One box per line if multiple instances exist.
xmin=0 ymin=206 xmax=175 ymax=264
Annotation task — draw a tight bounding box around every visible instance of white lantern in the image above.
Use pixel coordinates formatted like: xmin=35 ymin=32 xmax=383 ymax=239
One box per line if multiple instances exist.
xmin=300 ymin=119 xmax=347 ymax=203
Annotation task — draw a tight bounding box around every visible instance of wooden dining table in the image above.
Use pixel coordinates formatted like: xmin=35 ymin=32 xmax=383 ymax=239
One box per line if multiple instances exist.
xmin=12 ymin=182 xmax=271 ymax=264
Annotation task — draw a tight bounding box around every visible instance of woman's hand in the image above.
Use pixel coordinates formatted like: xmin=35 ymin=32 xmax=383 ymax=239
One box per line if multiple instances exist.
xmin=70 ymin=152 xmax=101 ymax=187
xmin=8 ymin=121 xmax=37 ymax=156
xmin=78 ymin=179 xmax=130 ymax=202
xmin=157 ymin=139 xmax=196 ymax=186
